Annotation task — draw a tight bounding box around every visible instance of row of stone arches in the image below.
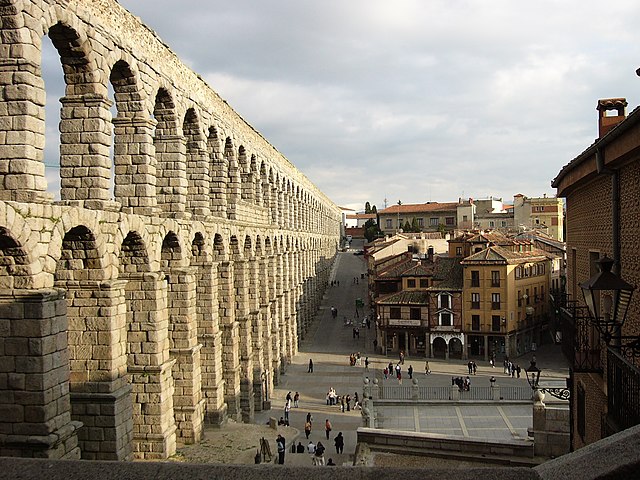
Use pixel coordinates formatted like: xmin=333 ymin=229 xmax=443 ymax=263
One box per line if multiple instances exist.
xmin=0 ymin=2 xmax=339 ymax=236
xmin=0 ymin=213 xmax=334 ymax=460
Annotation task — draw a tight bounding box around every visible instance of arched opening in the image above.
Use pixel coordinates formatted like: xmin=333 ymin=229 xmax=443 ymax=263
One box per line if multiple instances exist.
xmin=449 ymin=337 xmax=464 ymax=360
xmin=432 ymin=337 xmax=447 ymax=359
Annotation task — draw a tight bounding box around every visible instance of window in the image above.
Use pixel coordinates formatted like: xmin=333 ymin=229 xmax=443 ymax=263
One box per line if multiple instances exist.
xmin=385 ymin=219 xmax=392 ymax=229
xmin=501 ymin=220 xmax=507 ymax=227
xmin=407 ymin=278 xmax=416 ymax=288
xmin=471 ymin=270 xmax=480 ymax=287
xmin=439 ymin=293 xmax=450 ymax=309
xmin=517 ymin=290 xmax=522 ymax=307
xmin=526 ymin=289 xmax=530 ymax=305
xmin=491 ymin=292 xmax=500 ymax=309
xmin=534 ymin=286 xmax=538 ymax=303
xmin=489 ymin=221 xmax=495 ymax=228
xmin=540 ymin=286 xmax=545 ymax=302
xmin=410 ymin=307 xmax=421 ymax=320
xmin=471 ymin=293 xmax=480 ymax=309
xmin=417 ymin=217 xmax=424 ymax=227
xmin=472 ymin=315 xmax=480 ymax=331
xmin=491 ymin=315 xmax=501 ymax=332
xmin=390 ymin=307 xmax=401 ymax=318
xmin=463 ymin=215 xmax=468 ymax=222
xmin=440 ymin=312 xmax=452 ymax=326
xmin=419 ymin=278 xmax=428 ymax=288
xmin=430 ymin=217 xmax=439 ymax=226
xmin=445 ymin=217 xmax=454 ymax=226
xmin=515 ymin=267 xmax=521 ymax=279
xmin=456 ymin=247 xmax=462 ymax=256
xmin=398 ymin=218 xmax=403 ymax=228
xmin=491 ymin=270 xmax=500 ymax=287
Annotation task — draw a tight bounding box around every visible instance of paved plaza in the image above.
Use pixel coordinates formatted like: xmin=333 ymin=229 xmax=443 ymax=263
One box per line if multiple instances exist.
xmin=255 ymin=241 xmax=570 ymax=464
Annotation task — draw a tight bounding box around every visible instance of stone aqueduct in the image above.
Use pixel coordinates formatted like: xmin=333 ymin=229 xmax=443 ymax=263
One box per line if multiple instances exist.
xmin=0 ymin=0 xmax=341 ymax=462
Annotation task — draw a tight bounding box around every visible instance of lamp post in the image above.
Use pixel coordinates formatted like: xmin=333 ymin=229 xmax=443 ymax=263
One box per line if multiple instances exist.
xmin=579 ymin=256 xmax=635 ymax=345
xmin=525 ymin=358 xmax=570 ymax=401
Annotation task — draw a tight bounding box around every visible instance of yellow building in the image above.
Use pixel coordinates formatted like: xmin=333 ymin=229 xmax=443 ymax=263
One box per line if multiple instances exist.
xmin=456 ymin=236 xmax=552 ymax=361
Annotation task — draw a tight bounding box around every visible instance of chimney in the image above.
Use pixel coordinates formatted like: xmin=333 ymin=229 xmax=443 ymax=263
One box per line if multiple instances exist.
xmin=597 ymin=98 xmax=627 ymax=138
xmin=427 ymin=246 xmax=434 ymax=263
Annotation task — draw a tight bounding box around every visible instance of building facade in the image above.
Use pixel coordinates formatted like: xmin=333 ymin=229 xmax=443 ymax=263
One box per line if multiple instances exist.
xmin=552 ymin=97 xmax=640 ymax=450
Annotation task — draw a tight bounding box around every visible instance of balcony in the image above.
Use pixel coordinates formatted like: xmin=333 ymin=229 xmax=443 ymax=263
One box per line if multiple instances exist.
xmin=606 ymin=346 xmax=640 ymax=434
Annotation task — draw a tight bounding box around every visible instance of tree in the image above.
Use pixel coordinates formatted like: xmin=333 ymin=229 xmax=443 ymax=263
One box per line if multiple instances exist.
xmin=371 ymin=205 xmax=377 ymax=214
xmin=364 ymin=202 xmax=371 ymax=214
xmin=403 ymin=220 xmax=412 ymax=232
xmin=364 ymin=219 xmax=382 ymax=243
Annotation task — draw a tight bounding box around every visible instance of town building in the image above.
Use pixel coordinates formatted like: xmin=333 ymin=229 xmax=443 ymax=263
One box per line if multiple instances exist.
xmin=377 ymin=201 xmax=467 ymax=235
xmin=373 ymin=252 xmax=463 ymax=358
xmin=376 ymin=196 xmax=564 ymax=242
xmin=552 ymin=96 xmax=640 ymax=450
xmin=513 ymin=194 xmax=565 ymax=242
xmin=452 ymin=232 xmax=552 ymax=360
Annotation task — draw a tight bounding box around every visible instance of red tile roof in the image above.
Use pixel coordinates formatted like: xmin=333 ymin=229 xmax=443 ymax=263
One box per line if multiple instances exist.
xmin=379 ymin=202 xmax=459 ymax=215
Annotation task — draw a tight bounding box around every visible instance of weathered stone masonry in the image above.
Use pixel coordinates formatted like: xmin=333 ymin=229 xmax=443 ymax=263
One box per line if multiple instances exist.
xmin=0 ymin=0 xmax=341 ymax=462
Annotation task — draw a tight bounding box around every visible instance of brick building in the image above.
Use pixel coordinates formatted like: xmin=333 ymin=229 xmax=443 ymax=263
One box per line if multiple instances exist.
xmin=552 ymin=97 xmax=640 ymax=450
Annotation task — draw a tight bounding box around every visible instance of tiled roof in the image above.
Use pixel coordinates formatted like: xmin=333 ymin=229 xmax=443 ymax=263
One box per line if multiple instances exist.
xmin=429 ymin=257 xmax=463 ymax=290
xmin=461 ymin=246 xmax=549 ymax=265
xmin=378 ymin=259 xmax=434 ymax=278
xmin=379 ymin=202 xmax=460 ymax=215
xmin=346 ymin=213 xmax=376 ymax=219
xmin=376 ymin=290 xmax=430 ymax=305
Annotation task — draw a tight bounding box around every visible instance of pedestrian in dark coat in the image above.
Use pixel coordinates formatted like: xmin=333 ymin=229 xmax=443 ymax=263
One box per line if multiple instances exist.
xmin=334 ymin=432 xmax=344 ymax=454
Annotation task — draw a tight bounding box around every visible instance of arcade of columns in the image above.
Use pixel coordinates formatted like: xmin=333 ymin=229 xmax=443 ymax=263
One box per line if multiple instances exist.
xmin=0 ymin=0 xmax=341 ymax=461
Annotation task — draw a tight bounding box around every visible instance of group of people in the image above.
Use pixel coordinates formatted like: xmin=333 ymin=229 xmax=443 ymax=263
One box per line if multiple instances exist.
xmin=383 ymin=361 xmax=411 ymax=383
xmin=504 ymin=358 xmax=522 ymax=378
xmin=452 ymin=375 xmax=472 ymax=391
xmin=349 ymin=352 xmax=365 ymax=366
xmin=467 ymin=360 xmax=478 ymax=375
xmin=325 ymin=387 xmax=361 ymax=412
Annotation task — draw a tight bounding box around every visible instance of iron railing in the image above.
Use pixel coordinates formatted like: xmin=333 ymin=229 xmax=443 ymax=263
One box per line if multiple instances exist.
xmin=550 ymin=289 xmax=602 ymax=372
xmin=606 ymin=346 xmax=640 ymax=433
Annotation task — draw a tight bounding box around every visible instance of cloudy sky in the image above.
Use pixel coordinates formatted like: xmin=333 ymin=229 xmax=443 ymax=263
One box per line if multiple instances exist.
xmin=44 ymin=1 xmax=640 ymax=211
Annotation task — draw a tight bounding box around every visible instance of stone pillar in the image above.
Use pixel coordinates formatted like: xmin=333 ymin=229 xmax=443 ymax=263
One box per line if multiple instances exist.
xmin=268 ymin=254 xmax=282 ymax=386
xmin=226 ymin=148 xmax=240 ymax=220
xmin=155 ymin=134 xmax=188 ymax=216
xmin=251 ymin=255 xmax=267 ymax=413
xmin=185 ymin=142 xmax=211 ymax=217
xmin=59 ymin=94 xmax=113 ymax=207
xmin=112 ymin=116 xmax=158 ymax=215
xmin=275 ymin=253 xmax=288 ymax=373
xmin=193 ymin=259 xmax=226 ymax=426
xmin=166 ymin=267 xmax=204 ymax=444
xmin=0 ymin=289 xmax=81 ymax=459
xmin=218 ymin=260 xmax=241 ymax=420
xmin=209 ymin=137 xmax=227 ymax=218
xmin=234 ymin=257 xmax=255 ymax=422
xmin=65 ymin=279 xmax=133 ymax=461
xmin=0 ymin=56 xmax=49 ymax=203
xmin=484 ymin=335 xmax=489 ymax=362
xmin=122 ymin=272 xmax=176 ymax=460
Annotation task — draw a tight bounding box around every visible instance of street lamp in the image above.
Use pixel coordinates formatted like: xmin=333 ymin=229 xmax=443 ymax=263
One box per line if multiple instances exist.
xmin=525 ymin=358 xmax=570 ymax=400
xmin=580 ymin=256 xmax=634 ymax=344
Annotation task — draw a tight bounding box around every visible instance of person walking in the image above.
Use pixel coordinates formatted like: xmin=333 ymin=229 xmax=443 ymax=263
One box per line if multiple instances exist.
xmin=334 ymin=432 xmax=344 ymax=454
xmin=293 ymin=391 xmax=300 ymax=408
xmin=284 ymin=401 xmax=290 ymax=424
xmin=308 ymin=359 xmax=314 ymax=373
xmin=408 ymin=365 xmax=413 ymax=379
xmin=425 ymin=360 xmax=431 ymax=375
xmin=325 ymin=418 xmax=332 ymax=439
xmin=304 ymin=419 xmax=312 ymax=439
